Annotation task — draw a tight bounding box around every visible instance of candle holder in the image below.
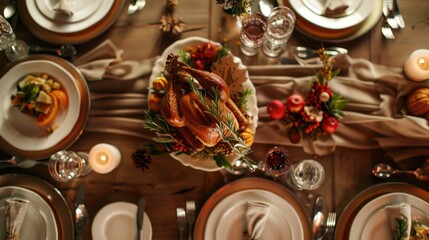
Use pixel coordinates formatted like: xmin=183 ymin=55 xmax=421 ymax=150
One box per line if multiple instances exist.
xmin=88 ymin=143 xmax=121 ymax=174
xmin=48 ymin=150 xmax=92 ymax=182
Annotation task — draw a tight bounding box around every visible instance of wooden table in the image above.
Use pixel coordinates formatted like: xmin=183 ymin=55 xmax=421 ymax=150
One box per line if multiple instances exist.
xmin=1 ymin=1 xmax=429 ymax=239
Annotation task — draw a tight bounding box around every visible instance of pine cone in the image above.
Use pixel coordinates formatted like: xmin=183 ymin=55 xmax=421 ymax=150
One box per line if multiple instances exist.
xmin=159 ymin=14 xmax=186 ymax=35
xmin=132 ymin=148 xmax=152 ymax=172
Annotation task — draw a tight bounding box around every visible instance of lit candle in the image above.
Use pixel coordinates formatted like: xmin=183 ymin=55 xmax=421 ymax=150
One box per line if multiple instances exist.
xmin=89 ymin=143 xmax=121 ymax=174
xmin=404 ymin=49 xmax=429 ymax=82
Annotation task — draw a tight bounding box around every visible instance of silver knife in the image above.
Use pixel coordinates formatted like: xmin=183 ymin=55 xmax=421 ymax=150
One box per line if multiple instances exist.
xmin=136 ymin=198 xmax=146 ymax=240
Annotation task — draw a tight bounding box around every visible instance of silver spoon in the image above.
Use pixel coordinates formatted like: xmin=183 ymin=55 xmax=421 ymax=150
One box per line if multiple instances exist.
xmin=127 ymin=0 xmax=146 ymax=15
xmin=372 ymin=160 xmax=429 ymax=180
xmin=313 ymin=211 xmax=326 ymax=240
xmin=3 ymin=2 xmax=16 ymax=19
xmin=29 ymin=44 xmax=77 ymax=59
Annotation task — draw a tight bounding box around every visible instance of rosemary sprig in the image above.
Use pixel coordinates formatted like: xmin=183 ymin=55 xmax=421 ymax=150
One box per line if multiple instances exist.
xmin=236 ymin=88 xmax=253 ymax=111
xmin=394 ymin=218 xmax=409 ymax=240
xmin=143 ymin=110 xmax=177 ymax=143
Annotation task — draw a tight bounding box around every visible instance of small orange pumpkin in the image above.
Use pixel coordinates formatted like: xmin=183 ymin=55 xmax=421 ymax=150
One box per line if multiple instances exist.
xmin=152 ymin=76 xmax=168 ymax=91
xmin=406 ymin=87 xmax=429 ymax=116
xmin=148 ymin=93 xmax=161 ymax=112
xmin=240 ymin=128 xmax=254 ymax=147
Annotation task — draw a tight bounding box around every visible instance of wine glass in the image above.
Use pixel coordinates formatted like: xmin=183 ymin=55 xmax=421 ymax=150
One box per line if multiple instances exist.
xmin=0 ymin=15 xmax=29 ymax=61
xmin=239 ymin=12 xmax=267 ymax=56
xmin=288 ymin=159 xmax=325 ymax=190
xmin=48 ymin=150 xmax=92 ymax=182
xmin=263 ymin=146 xmax=291 ymax=179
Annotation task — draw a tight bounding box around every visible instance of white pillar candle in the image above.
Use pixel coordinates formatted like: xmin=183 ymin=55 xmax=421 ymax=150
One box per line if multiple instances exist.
xmin=89 ymin=143 xmax=121 ymax=174
xmin=404 ymin=49 xmax=429 ymax=82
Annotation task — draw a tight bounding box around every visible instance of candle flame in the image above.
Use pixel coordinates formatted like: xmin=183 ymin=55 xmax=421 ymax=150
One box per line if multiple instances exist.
xmin=417 ymin=57 xmax=429 ymax=70
xmin=96 ymin=152 xmax=109 ymax=165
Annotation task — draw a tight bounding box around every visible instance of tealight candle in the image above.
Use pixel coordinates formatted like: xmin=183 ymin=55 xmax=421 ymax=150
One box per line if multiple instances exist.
xmin=404 ymin=49 xmax=429 ymax=82
xmin=89 ymin=143 xmax=121 ymax=174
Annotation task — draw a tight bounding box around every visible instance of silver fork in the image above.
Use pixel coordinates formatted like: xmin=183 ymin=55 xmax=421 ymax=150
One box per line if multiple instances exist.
xmin=392 ymin=0 xmax=405 ymax=28
xmin=186 ymin=201 xmax=196 ymax=240
xmin=383 ymin=0 xmax=398 ymax=29
xmin=382 ymin=19 xmax=395 ymax=40
xmin=325 ymin=212 xmax=337 ymax=240
xmin=177 ymin=208 xmax=186 ymax=240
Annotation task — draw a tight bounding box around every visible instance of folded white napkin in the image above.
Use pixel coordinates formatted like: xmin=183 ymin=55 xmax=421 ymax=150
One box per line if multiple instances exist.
xmin=244 ymin=201 xmax=271 ymax=240
xmin=5 ymin=198 xmax=30 ymax=240
xmin=323 ymin=0 xmax=350 ymax=15
xmin=385 ymin=203 xmax=412 ymax=240
xmin=53 ymin=0 xmax=76 ymax=16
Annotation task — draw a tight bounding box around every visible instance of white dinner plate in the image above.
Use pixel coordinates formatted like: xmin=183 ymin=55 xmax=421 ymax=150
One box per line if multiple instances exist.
xmin=0 ymin=186 xmax=57 ymax=240
xmin=289 ymin=0 xmax=372 ymax=30
xmin=0 ymin=60 xmax=80 ymax=152
xmin=148 ymin=36 xmax=259 ymax=172
xmin=35 ymin=0 xmax=103 ymax=23
xmin=350 ymin=192 xmax=429 ymax=240
xmin=26 ymin=0 xmax=114 ymax=33
xmin=92 ymin=202 xmax=152 ymax=240
xmin=205 ymin=189 xmax=304 ymax=240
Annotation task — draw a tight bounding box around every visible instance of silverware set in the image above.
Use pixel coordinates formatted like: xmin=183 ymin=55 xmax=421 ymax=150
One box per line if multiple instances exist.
xmin=312 ymin=196 xmax=337 ymax=240
xmin=382 ymin=0 xmax=405 ymax=39
xmin=176 ymin=200 xmax=196 ymax=240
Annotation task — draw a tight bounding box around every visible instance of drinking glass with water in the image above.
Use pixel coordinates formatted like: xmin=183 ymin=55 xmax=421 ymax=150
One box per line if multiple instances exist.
xmin=263 ymin=6 xmax=296 ymax=57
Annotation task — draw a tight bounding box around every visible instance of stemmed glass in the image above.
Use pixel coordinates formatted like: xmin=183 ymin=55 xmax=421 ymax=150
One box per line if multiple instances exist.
xmin=287 ymin=159 xmax=325 ymax=190
xmin=48 ymin=150 xmax=92 ymax=182
xmin=239 ymin=12 xmax=267 ymax=56
xmin=0 ymin=15 xmax=29 ymax=61
xmin=262 ymin=146 xmax=291 ymax=179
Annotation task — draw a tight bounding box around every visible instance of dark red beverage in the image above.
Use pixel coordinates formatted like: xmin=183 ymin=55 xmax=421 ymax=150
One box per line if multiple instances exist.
xmin=264 ymin=147 xmax=290 ymax=177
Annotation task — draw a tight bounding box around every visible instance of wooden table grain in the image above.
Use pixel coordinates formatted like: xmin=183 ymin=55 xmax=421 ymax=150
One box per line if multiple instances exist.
xmin=1 ymin=1 xmax=429 ymax=240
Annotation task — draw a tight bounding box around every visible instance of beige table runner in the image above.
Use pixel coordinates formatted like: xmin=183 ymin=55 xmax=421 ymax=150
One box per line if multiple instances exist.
xmin=73 ymin=40 xmax=429 ymax=162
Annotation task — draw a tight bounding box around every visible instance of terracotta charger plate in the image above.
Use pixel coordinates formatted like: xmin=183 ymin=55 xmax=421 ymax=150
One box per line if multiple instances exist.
xmin=0 ymin=55 xmax=90 ymax=159
xmin=281 ymin=0 xmax=383 ymax=42
xmin=17 ymin=0 xmax=125 ymax=44
xmin=335 ymin=182 xmax=429 ymax=239
xmin=0 ymin=174 xmax=74 ymax=240
xmin=194 ymin=177 xmax=312 ymax=240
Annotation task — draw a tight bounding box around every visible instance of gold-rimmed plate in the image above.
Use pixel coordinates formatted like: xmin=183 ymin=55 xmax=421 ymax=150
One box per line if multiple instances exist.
xmin=0 ymin=55 xmax=90 ymax=159
xmin=194 ymin=178 xmax=312 ymax=239
xmin=335 ymin=183 xmax=429 ymax=239
xmin=17 ymin=0 xmax=124 ymax=44
xmin=282 ymin=0 xmax=382 ymax=42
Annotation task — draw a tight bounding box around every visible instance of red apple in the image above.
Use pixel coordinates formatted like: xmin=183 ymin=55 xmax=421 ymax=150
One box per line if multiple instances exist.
xmin=267 ymin=100 xmax=286 ymax=120
xmin=322 ymin=116 xmax=339 ymax=134
xmin=286 ymin=94 xmax=305 ymax=113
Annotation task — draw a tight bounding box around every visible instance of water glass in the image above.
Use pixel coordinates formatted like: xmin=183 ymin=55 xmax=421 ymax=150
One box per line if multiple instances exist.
xmin=0 ymin=15 xmax=29 ymax=61
xmin=262 ymin=6 xmax=296 ymax=57
xmin=239 ymin=12 xmax=267 ymax=56
xmin=288 ymin=159 xmax=325 ymax=190
xmin=263 ymin=146 xmax=291 ymax=178
xmin=48 ymin=150 xmax=92 ymax=182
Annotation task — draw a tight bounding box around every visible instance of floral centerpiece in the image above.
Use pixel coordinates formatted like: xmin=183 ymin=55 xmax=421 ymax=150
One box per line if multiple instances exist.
xmin=136 ymin=40 xmax=256 ymax=171
xmin=267 ymin=48 xmax=348 ymax=143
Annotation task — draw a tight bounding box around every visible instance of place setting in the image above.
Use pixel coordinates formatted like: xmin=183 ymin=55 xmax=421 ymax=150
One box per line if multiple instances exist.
xmin=17 ymin=0 xmax=125 ymax=44
xmin=280 ymin=0 xmax=383 ymax=42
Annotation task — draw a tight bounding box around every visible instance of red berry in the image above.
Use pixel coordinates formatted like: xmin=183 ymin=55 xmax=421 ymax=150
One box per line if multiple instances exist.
xmin=194 ymin=59 xmax=205 ymax=70
xmin=267 ymin=100 xmax=286 ymax=120
xmin=202 ymin=42 xmax=217 ymax=59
